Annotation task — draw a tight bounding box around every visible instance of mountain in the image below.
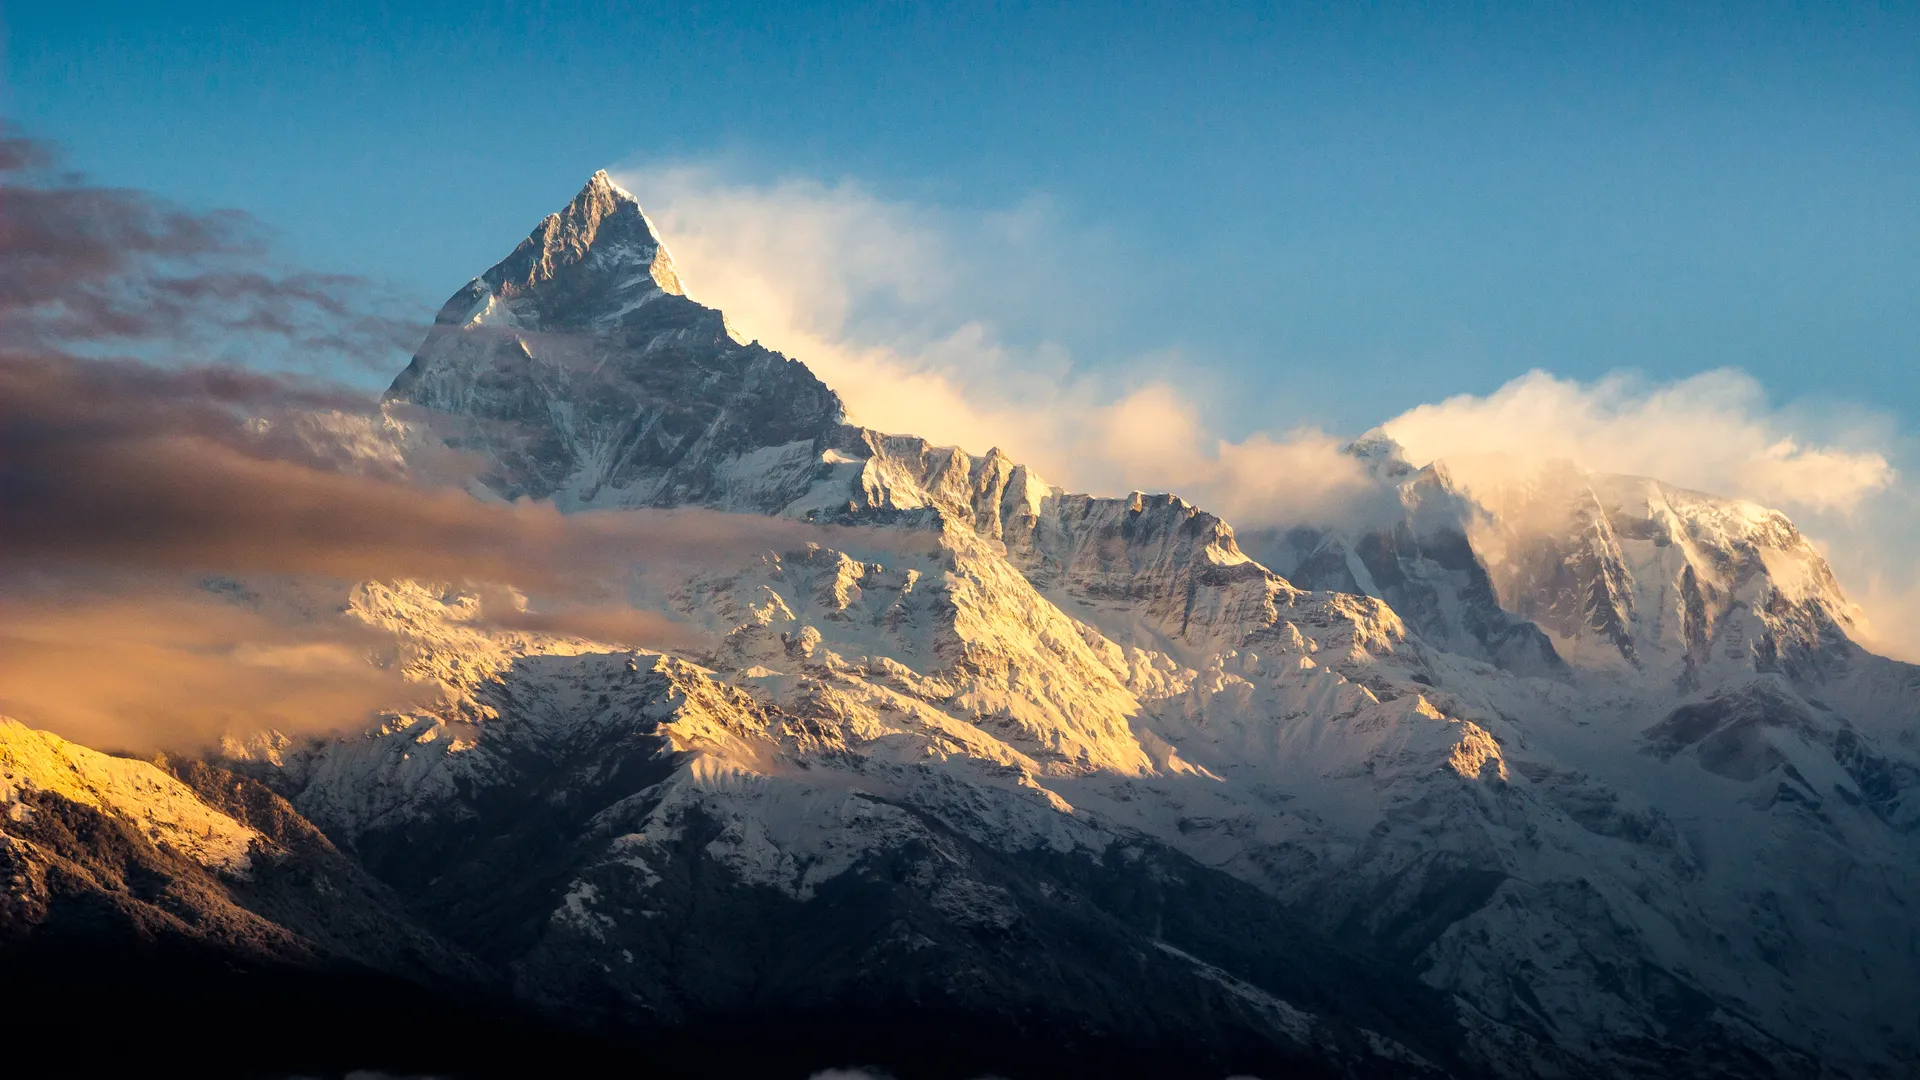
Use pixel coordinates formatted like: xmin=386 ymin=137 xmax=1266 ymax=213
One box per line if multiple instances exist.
xmin=385 ymin=169 xmax=841 ymax=512
xmin=1246 ymin=436 xmax=1568 ymax=677
xmin=8 ymin=172 xmax=1917 ymax=1079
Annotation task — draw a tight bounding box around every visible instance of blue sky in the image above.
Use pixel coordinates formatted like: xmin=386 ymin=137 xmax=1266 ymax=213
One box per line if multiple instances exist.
xmin=8 ymin=1 xmax=1917 ymax=436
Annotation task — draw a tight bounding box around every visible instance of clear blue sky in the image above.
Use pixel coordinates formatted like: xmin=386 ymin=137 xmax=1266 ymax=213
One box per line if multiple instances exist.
xmin=5 ymin=1 xmax=1917 ymax=436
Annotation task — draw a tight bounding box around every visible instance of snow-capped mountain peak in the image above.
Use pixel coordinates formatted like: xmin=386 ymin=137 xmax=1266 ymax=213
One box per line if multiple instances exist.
xmin=499 ymin=168 xmax=685 ymax=304
xmin=27 ymin=172 xmax=1915 ymax=1080
xmin=1344 ymin=427 xmax=1417 ymax=479
xmin=393 ymin=170 xmax=684 ymax=353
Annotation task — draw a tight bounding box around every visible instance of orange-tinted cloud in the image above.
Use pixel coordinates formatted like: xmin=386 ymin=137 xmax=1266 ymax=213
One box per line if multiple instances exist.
xmin=0 ymin=582 xmax=429 ymax=755
xmin=0 ymin=352 xmax=903 ymax=589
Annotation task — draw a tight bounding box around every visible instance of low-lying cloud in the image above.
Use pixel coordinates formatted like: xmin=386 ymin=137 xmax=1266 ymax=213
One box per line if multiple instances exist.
xmin=0 ymin=350 xmax=912 ymax=749
xmin=0 ymin=580 xmax=431 ymax=756
xmin=0 ymin=354 xmax=894 ymax=590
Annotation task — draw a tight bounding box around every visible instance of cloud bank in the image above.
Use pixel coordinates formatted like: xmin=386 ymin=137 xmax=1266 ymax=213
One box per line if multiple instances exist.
xmin=1383 ymin=368 xmax=1895 ymax=515
xmin=1380 ymin=369 xmax=1916 ymax=660
xmin=0 ymin=582 xmax=430 ymax=757
xmin=621 ymin=164 xmax=1920 ymax=659
xmin=0 ymin=349 xmax=907 ymax=749
xmin=0 ymin=354 xmax=893 ymax=590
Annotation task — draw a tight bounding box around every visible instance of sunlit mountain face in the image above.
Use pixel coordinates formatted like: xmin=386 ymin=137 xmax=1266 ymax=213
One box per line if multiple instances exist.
xmin=4 ymin=165 xmax=1918 ymax=1080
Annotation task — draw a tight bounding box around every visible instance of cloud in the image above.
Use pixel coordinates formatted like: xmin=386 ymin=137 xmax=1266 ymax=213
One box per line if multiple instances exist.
xmin=0 ymin=128 xmax=422 ymax=373
xmin=1382 ymin=368 xmax=1895 ymax=514
xmin=0 ymin=578 xmax=432 ymax=756
xmin=617 ymin=164 xmax=1920 ymax=660
xmin=0 ymin=353 xmax=911 ymax=588
xmin=1378 ymin=368 xmax=1919 ymax=661
xmin=618 ymin=165 xmax=1370 ymax=523
xmin=621 ymin=166 xmax=1091 ymax=466
xmin=1849 ymin=555 xmax=1920 ymax=663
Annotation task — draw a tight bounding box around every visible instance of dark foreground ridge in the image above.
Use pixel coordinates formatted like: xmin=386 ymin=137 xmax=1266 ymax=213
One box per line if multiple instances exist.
xmin=3 ymin=951 xmax=1388 ymax=1079
xmin=0 ymin=743 xmax=1451 ymax=1079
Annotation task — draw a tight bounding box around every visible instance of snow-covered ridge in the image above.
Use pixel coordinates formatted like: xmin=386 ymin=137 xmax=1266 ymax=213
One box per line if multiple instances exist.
xmin=1 ymin=716 xmax=260 ymax=872
xmin=200 ymin=173 xmax=1920 ymax=1078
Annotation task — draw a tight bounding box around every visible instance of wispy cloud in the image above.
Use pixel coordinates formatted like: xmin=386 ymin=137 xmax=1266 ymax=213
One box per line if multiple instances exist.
xmin=0 ymin=125 xmax=423 ymax=373
xmin=618 ymin=165 xmax=1371 ymax=524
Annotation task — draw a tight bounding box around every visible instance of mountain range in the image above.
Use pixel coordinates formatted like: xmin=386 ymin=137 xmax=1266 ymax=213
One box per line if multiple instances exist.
xmin=4 ymin=172 xmax=1915 ymax=1079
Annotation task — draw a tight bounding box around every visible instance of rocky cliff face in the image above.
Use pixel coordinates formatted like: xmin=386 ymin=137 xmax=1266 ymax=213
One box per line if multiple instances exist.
xmin=10 ymin=173 xmax=1918 ymax=1080
xmin=1473 ymin=467 xmax=1864 ymax=689
xmin=387 ymin=171 xmax=843 ymax=510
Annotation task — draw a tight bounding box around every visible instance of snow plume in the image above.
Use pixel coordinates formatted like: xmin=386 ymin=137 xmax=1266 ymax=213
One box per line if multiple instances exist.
xmin=1380 ymin=368 xmax=1919 ymax=661
xmin=1383 ymin=369 xmax=1894 ymax=514
xmin=617 ymin=165 xmax=1371 ymax=521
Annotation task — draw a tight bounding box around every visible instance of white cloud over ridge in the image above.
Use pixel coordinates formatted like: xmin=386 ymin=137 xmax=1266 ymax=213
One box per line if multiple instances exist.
xmin=616 ymin=163 xmax=1920 ymax=661
xmin=617 ymin=165 xmax=1373 ymax=526
xmin=1383 ymin=368 xmax=1895 ymax=515
xmin=1380 ymin=369 xmax=1916 ymax=661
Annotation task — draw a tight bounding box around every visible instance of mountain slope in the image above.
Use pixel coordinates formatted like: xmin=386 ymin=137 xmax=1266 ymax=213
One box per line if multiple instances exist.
xmin=367 ymin=174 xmax=1920 ymax=1077
xmin=13 ymin=171 xmax=1916 ymax=1079
xmin=0 ymin=717 xmax=600 ymax=1078
xmin=358 ymin=173 xmax=1920 ymax=1077
xmin=246 ymin=582 xmax=1461 ymax=1079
